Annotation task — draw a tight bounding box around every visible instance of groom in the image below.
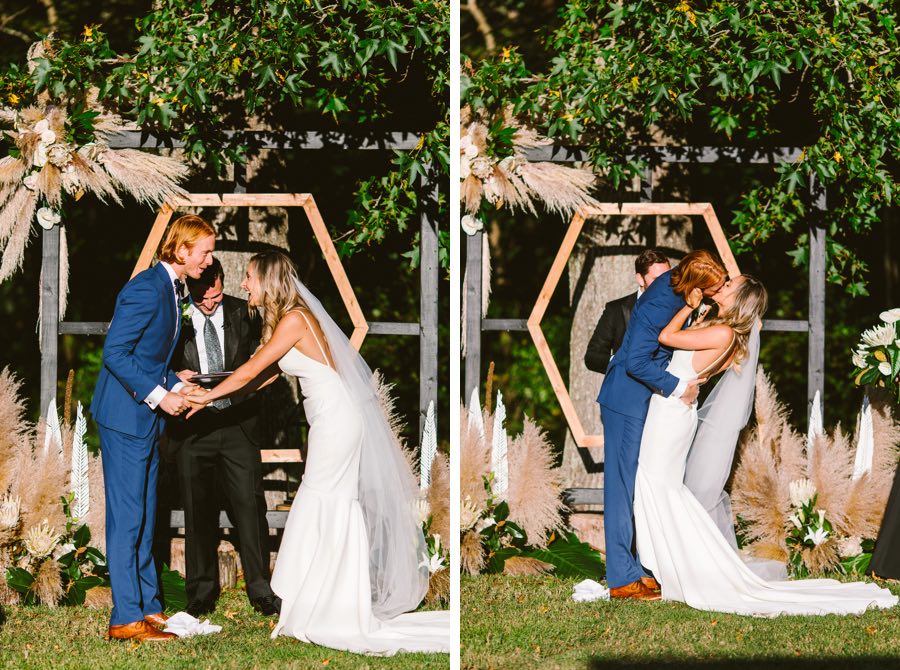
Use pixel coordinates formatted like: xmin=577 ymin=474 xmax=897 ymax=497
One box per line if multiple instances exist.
xmin=91 ymin=215 xmax=216 ymax=641
xmin=597 ymin=249 xmax=726 ymax=599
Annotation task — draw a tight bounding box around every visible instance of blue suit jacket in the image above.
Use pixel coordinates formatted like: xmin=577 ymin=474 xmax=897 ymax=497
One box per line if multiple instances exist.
xmin=597 ymin=270 xmax=685 ymax=419
xmin=90 ymin=263 xmax=182 ymax=438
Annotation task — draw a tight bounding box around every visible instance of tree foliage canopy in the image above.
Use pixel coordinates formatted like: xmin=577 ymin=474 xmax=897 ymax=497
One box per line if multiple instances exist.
xmin=463 ymin=0 xmax=898 ymax=294
xmin=1 ymin=0 xmax=448 ymax=266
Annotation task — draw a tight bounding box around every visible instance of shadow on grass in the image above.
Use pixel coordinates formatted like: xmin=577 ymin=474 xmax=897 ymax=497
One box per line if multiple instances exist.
xmin=589 ymin=659 xmax=900 ymax=670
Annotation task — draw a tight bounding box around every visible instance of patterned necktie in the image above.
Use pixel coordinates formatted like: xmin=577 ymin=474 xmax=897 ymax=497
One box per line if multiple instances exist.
xmin=203 ymin=313 xmax=231 ymax=409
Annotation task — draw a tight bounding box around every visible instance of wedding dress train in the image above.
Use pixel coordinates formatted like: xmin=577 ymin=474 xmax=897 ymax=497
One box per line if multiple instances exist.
xmin=270 ymin=329 xmax=449 ymax=654
xmin=633 ymin=349 xmax=898 ymax=617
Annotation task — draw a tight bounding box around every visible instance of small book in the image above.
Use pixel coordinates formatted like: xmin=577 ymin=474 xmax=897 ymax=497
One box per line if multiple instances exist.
xmin=190 ymin=371 xmax=233 ymax=388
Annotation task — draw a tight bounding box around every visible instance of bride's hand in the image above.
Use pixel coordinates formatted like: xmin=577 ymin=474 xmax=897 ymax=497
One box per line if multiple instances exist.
xmin=686 ymin=287 xmax=703 ymax=310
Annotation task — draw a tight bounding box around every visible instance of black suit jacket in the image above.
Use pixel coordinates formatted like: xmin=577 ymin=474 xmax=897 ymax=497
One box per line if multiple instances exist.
xmin=166 ymin=294 xmax=262 ymax=445
xmin=584 ymin=291 xmax=638 ymax=374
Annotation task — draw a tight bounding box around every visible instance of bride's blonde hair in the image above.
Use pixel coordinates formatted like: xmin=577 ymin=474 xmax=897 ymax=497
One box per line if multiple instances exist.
xmin=248 ymin=250 xmax=308 ymax=346
xmin=698 ymin=274 xmax=768 ymax=366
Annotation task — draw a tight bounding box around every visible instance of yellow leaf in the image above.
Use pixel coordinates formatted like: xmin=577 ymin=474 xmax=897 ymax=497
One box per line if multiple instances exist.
xmin=874 ymin=349 xmax=887 ymax=362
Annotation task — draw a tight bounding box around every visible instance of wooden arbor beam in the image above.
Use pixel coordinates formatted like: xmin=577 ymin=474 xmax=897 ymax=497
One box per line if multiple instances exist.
xmin=131 ymin=193 xmax=369 ymax=350
xmin=527 ymin=202 xmax=740 ymax=448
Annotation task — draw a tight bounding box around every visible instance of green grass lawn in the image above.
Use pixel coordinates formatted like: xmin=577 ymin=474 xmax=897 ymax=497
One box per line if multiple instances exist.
xmin=0 ymin=589 xmax=449 ymax=670
xmin=462 ymin=575 xmax=900 ymax=670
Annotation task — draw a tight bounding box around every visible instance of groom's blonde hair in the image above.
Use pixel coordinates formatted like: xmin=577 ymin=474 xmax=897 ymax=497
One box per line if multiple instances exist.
xmin=670 ymin=249 xmax=726 ymax=298
xmin=159 ymin=215 xmax=216 ymax=264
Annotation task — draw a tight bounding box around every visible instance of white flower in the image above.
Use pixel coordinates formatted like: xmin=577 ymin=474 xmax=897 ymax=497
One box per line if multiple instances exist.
xmin=461 ymin=136 xmax=478 ymax=159
xmin=861 ymin=323 xmax=896 ymax=347
xmin=852 ymin=349 xmax=868 ymax=368
xmin=47 ymin=143 xmax=70 ymax=167
xmin=428 ymin=551 xmax=446 ymax=573
xmin=803 ymin=526 xmax=830 ymax=546
xmin=788 ymin=514 xmax=802 ymax=530
xmin=789 ymin=478 xmax=817 ymax=509
xmin=36 ymin=207 xmax=61 ymax=229
xmin=837 ymin=535 xmax=863 ymax=558
xmin=0 ymin=496 xmax=20 ymax=529
xmin=470 ymin=155 xmax=494 ymax=180
xmin=33 ymin=119 xmax=49 ymax=134
xmin=40 ymin=129 xmax=56 ymax=144
xmin=461 ymin=156 xmax=471 ymax=180
xmin=880 ymin=308 xmax=900 ymax=324
xmin=416 ymin=498 xmax=431 ymax=526
xmin=461 ymin=215 xmax=484 ymax=235
xmin=22 ymin=173 xmax=38 ymax=191
xmin=460 ymin=496 xmax=481 ymax=531
xmin=817 ymin=509 xmax=827 ymax=526
xmin=476 ymin=516 xmax=496 ymax=532
xmin=53 ymin=542 xmax=76 ymax=560
xmin=32 ymin=142 xmax=48 ymax=167
xmin=23 ymin=520 xmax=60 ymax=558
xmin=879 ymin=361 xmax=892 ymax=376
xmin=498 ymin=156 xmax=519 ymax=174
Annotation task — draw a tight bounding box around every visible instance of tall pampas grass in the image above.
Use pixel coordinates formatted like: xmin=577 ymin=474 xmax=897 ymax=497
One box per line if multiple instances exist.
xmin=505 ymin=417 xmax=565 ymax=547
xmin=0 ymin=369 xmax=32 ymax=495
xmin=460 ymin=404 xmax=491 ymax=514
xmin=461 ymin=529 xmax=486 ymax=575
xmin=427 ymin=452 xmax=450 ymax=542
xmin=732 ymin=368 xmax=900 ymax=574
xmin=33 ymin=558 xmax=63 ymax=607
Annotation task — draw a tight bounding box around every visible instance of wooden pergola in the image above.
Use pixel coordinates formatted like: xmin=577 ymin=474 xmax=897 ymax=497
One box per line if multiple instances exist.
xmin=39 ymin=130 xmax=441 ymax=438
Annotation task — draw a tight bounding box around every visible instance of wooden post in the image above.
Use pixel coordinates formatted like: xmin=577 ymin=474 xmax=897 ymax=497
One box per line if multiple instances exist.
xmin=419 ymin=176 xmax=439 ymax=439
xmin=464 ymin=230 xmax=483 ymax=402
xmin=808 ymin=177 xmax=827 ymax=417
xmin=40 ymin=224 xmax=60 ymax=417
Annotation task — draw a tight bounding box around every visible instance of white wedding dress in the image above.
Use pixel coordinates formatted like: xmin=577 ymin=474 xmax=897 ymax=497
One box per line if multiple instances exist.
xmin=269 ymin=337 xmax=450 ymax=654
xmin=633 ymin=349 xmax=899 ymax=616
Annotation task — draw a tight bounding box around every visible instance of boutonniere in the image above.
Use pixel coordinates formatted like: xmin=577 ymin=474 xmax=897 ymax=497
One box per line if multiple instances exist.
xmin=180 ymin=297 xmax=193 ymax=327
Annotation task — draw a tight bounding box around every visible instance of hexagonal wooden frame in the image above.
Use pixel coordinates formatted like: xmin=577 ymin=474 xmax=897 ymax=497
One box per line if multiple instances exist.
xmin=130 ymin=193 xmax=368 ymax=350
xmin=527 ymin=202 xmax=740 ymax=448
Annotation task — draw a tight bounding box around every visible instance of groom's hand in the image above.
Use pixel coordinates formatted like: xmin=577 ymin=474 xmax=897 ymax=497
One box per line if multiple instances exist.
xmin=159 ymin=391 xmax=188 ymax=416
xmin=680 ymin=378 xmax=706 ymax=405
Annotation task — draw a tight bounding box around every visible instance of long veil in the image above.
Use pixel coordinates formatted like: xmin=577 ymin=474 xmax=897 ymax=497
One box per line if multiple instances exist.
xmin=292 ymin=278 xmax=429 ymax=619
xmin=684 ymin=323 xmax=760 ymax=550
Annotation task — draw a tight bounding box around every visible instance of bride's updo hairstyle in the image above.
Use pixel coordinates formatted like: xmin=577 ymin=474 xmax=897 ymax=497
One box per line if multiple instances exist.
xmin=704 ymin=275 xmax=768 ymax=366
xmin=248 ymin=250 xmax=308 ymax=347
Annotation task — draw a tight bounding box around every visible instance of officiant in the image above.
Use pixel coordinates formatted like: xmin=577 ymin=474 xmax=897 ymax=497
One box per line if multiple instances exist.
xmin=166 ymin=257 xmax=280 ymax=617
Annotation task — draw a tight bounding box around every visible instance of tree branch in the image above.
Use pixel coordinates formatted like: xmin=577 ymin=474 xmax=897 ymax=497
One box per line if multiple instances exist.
xmin=461 ymin=0 xmax=496 ymax=54
xmin=37 ymin=0 xmax=58 ymax=31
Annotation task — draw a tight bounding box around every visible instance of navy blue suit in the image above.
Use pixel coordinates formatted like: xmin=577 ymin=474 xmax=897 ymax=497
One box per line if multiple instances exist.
xmin=91 ymin=262 xmax=182 ymax=625
xmin=597 ymin=270 xmax=685 ymax=588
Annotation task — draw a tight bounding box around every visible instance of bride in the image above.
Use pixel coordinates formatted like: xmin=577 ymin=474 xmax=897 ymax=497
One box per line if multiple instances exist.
xmin=186 ymin=251 xmax=449 ymax=655
xmin=634 ymin=274 xmax=898 ymax=616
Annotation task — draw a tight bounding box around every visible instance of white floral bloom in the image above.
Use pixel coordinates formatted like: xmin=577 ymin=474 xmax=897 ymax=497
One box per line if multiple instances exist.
xmin=465 ymin=144 xmax=478 ymax=159
xmin=789 ymin=478 xmax=817 ymax=509
xmin=47 ymin=143 xmax=70 ymax=167
xmin=880 ymin=308 xmax=900 ymax=323
xmin=416 ymin=498 xmax=431 ymax=526
xmin=22 ymin=173 xmax=38 ymax=191
xmin=788 ymin=514 xmax=802 ymax=530
xmin=428 ymin=551 xmax=446 ymax=573
xmin=837 ymin=535 xmax=863 ymax=558
xmin=460 ymin=496 xmax=481 ymax=531
xmin=498 ymin=156 xmax=519 ymax=174
xmin=817 ymin=509 xmax=826 ymax=525
xmin=461 ymin=156 xmax=471 ymax=180
xmin=461 ymin=215 xmax=484 ymax=235
xmin=0 ymin=496 xmax=20 ymax=528
xmin=33 ymin=119 xmax=49 ymax=134
xmin=53 ymin=542 xmax=76 ymax=560
xmin=861 ymin=323 xmax=896 ymax=347
xmin=24 ymin=520 xmax=60 ymax=559
xmin=879 ymin=361 xmax=892 ymax=375
xmin=476 ymin=516 xmax=496 ymax=532
xmin=36 ymin=207 xmax=61 ymax=229
xmin=40 ymin=129 xmax=56 ymax=144
xmin=470 ymin=155 xmax=494 ymax=180
xmin=803 ymin=526 xmax=830 ymax=546
xmin=32 ymin=142 xmax=48 ymax=168
xmin=852 ymin=349 xmax=868 ymax=368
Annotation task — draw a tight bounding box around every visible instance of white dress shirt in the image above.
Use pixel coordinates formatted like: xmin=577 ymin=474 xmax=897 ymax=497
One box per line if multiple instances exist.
xmin=190 ymin=302 xmax=226 ymax=374
xmin=144 ymin=262 xmax=185 ymax=409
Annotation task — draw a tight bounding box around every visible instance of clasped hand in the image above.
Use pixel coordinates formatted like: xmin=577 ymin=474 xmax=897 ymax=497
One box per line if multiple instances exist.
xmin=184 ymin=387 xmax=211 ymax=418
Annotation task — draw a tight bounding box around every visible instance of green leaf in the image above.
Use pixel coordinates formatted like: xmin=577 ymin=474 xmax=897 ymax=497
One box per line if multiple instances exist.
xmin=524 ymin=532 xmax=605 ymax=579
xmin=161 ymin=564 xmax=187 ymax=613
xmin=485 ymin=547 xmax=521 ymax=574
xmin=5 ymin=567 xmax=35 ymax=594
xmin=73 ymin=523 xmax=91 ymax=548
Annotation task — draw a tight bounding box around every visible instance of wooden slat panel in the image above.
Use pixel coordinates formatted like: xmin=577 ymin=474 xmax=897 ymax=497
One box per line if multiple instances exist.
xmin=168 ymin=193 xmax=311 ymax=208
xmin=40 ymin=226 xmax=60 ymax=417
xmin=260 ymin=449 xmax=303 ymax=463
xmin=464 ymin=231 xmax=483 ymax=401
xmin=564 ymin=487 xmax=604 ymax=507
xmin=170 ymin=509 xmax=290 ymax=529
xmin=419 ymin=177 xmax=439 ymax=438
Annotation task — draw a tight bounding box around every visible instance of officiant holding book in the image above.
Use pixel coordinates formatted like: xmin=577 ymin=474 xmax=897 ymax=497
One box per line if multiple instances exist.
xmin=167 ymin=257 xmax=281 ymax=617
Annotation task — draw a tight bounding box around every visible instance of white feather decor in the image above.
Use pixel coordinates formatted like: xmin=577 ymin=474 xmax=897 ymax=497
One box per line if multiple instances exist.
xmin=70 ymin=401 xmax=90 ymax=519
xmin=491 ymin=390 xmax=508 ymax=496
xmin=807 ymin=390 xmax=823 ymax=462
xmin=43 ymin=399 xmax=62 ymax=455
xmin=468 ymin=387 xmax=485 ymax=438
xmin=420 ymin=401 xmax=437 ymax=491
xmin=852 ymin=395 xmax=874 ymax=480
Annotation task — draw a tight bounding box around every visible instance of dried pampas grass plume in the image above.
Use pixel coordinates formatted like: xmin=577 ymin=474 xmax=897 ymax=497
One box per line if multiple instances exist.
xmin=0 ymin=368 xmax=32 ymax=495
xmin=502 ymin=556 xmax=555 ymax=576
xmin=425 ymin=568 xmax=450 ymax=605
xmin=461 ymin=529 xmax=485 ymax=576
xmin=32 ymin=558 xmax=63 ymax=607
xmin=506 ymin=416 xmax=565 ymax=548
xmin=427 ymin=452 xmax=450 ymax=542
xmin=460 ymin=404 xmax=491 ymax=514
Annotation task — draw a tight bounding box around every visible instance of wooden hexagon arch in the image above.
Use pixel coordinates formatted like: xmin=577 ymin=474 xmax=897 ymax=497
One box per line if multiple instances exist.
xmin=131 ymin=193 xmax=368 ymax=350
xmin=527 ymin=202 xmax=740 ymax=448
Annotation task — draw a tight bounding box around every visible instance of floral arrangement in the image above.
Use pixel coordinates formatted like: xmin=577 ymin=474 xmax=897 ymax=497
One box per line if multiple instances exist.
xmin=0 ymin=41 xmax=189 ymax=319
xmin=459 ymin=105 xmax=600 ymax=235
xmin=731 ymin=368 xmax=899 ymax=577
xmin=0 ymin=367 xmax=109 ymax=607
xmin=460 ymin=391 xmax=604 ymax=578
xmin=851 ymin=308 xmax=900 ymax=401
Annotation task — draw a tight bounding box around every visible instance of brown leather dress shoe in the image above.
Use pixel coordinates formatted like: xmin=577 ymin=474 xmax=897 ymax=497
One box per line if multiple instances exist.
xmin=609 ymin=580 xmax=662 ymax=601
xmin=640 ymin=576 xmax=661 ymax=593
xmin=108 ymin=620 xmax=177 ymax=642
xmin=143 ymin=612 xmax=169 ymax=628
